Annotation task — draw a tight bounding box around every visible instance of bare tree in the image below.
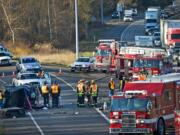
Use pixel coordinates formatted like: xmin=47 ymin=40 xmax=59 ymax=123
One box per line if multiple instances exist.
xmin=0 ymin=0 xmax=15 ymax=45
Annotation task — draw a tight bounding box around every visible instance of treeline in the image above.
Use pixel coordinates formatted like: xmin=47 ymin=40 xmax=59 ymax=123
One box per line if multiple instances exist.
xmin=0 ymin=0 xmax=171 ymax=49
xmin=119 ymin=0 xmax=172 ymax=9
xmin=0 ymin=0 xmax=117 ymax=48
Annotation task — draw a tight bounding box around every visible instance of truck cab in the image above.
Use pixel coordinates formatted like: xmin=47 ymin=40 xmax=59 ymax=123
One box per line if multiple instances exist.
xmin=110 ymin=73 xmax=180 ymax=134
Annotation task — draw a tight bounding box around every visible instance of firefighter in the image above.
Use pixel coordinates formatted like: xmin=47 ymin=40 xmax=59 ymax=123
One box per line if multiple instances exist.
xmin=138 ymin=72 xmax=146 ymax=81
xmin=37 ymin=70 xmax=44 ymax=78
xmin=90 ymin=80 xmax=98 ymax=107
xmin=41 ymin=82 xmax=49 ymax=107
xmin=0 ymin=90 xmax=4 ymax=109
xmin=51 ymin=81 xmax=61 ymax=108
xmin=85 ymin=80 xmax=91 ymax=106
xmin=108 ymin=78 xmax=115 ymax=97
xmin=76 ymin=79 xmax=86 ymax=106
xmin=119 ymin=76 xmax=127 ymax=92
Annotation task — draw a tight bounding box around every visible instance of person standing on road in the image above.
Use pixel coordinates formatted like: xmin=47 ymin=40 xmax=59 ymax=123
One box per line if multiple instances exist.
xmin=119 ymin=76 xmax=127 ymax=92
xmin=85 ymin=80 xmax=91 ymax=106
xmin=41 ymin=82 xmax=49 ymax=107
xmin=90 ymin=80 xmax=99 ymax=107
xmin=76 ymin=79 xmax=86 ymax=106
xmin=108 ymin=78 xmax=115 ymax=97
xmin=51 ymin=82 xmax=61 ymax=108
xmin=0 ymin=90 xmax=4 ymax=109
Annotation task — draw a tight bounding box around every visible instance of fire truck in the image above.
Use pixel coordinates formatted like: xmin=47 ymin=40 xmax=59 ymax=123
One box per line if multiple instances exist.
xmin=110 ymin=73 xmax=180 ymax=134
xmin=94 ymin=39 xmax=119 ymax=72
xmin=115 ymin=46 xmax=170 ymax=79
xmin=175 ymin=110 xmax=180 ymax=135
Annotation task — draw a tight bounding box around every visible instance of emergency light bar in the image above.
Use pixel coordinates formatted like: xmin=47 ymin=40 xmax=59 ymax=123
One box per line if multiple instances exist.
xmin=98 ymin=39 xmax=115 ymax=43
xmin=116 ymin=90 xmax=147 ymax=97
xmin=125 ymin=90 xmax=147 ymax=96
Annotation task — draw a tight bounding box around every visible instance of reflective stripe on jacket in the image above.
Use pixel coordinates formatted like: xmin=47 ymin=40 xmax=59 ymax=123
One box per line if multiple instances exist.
xmin=109 ymin=81 xmax=115 ymax=90
xmin=90 ymin=84 xmax=98 ymax=96
xmin=41 ymin=85 xmax=48 ymax=94
xmin=77 ymin=83 xmax=84 ymax=95
xmin=51 ymin=85 xmax=59 ymax=94
xmin=0 ymin=92 xmax=2 ymax=100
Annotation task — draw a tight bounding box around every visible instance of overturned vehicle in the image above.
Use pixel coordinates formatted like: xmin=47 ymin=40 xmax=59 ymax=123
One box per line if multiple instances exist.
xmin=0 ymin=84 xmax=41 ymax=118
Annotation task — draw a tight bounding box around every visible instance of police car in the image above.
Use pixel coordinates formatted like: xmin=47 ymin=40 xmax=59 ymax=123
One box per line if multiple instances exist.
xmin=16 ymin=56 xmax=41 ymax=73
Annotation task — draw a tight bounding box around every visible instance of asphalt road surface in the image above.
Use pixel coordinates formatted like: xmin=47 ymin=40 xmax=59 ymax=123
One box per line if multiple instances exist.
xmin=0 ymin=66 xmax=175 ymax=135
xmin=0 ymin=66 xmax=113 ymax=135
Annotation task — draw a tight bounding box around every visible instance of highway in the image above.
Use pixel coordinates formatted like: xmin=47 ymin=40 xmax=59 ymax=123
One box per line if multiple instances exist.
xmin=0 ymin=66 xmax=114 ymax=135
xmin=0 ymin=17 xmax=175 ymax=135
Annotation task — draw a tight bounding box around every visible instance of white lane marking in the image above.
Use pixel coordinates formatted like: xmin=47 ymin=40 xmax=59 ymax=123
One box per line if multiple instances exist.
xmin=27 ymin=112 xmax=45 ymax=135
xmin=50 ymin=73 xmax=76 ymax=91
xmin=94 ymin=108 xmax=109 ymax=123
xmin=120 ymin=20 xmax=143 ymax=41
xmin=50 ymin=73 xmax=110 ymax=123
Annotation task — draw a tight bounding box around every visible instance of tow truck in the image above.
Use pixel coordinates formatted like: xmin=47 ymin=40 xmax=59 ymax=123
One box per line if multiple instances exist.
xmin=110 ymin=73 xmax=180 ymax=135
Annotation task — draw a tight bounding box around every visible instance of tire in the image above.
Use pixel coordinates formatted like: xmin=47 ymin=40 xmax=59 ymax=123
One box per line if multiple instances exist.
xmin=86 ymin=67 xmax=90 ymax=72
xmin=155 ymin=119 xmax=165 ymax=135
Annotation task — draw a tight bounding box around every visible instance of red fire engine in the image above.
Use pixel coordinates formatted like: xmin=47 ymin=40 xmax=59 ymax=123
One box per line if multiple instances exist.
xmin=115 ymin=46 xmax=171 ymax=79
xmin=175 ymin=110 xmax=180 ymax=135
xmin=94 ymin=39 xmax=118 ymax=72
xmin=110 ymin=73 xmax=180 ymax=134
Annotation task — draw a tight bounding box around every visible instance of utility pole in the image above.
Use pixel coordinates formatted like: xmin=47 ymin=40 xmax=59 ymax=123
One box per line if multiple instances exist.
xmin=100 ymin=0 xmax=104 ymax=24
xmin=75 ymin=0 xmax=79 ymax=59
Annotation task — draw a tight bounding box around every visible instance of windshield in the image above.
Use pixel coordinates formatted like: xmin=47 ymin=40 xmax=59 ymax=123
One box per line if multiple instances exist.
xmin=111 ymin=98 xmax=148 ymax=111
xmin=0 ymin=53 xmax=8 ymax=57
xmin=146 ymin=19 xmax=157 ymax=23
xmin=20 ymin=74 xmax=39 ymax=80
xmin=96 ymin=49 xmax=111 ymax=56
xmin=76 ymin=58 xmax=89 ymax=62
xmin=171 ymin=34 xmax=180 ymax=39
xmin=22 ymin=58 xmax=37 ymax=63
xmin=134 ymin=59 xmax=160 ymax=68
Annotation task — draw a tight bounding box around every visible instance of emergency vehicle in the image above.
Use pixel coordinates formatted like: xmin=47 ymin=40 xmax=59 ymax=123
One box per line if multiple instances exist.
xmin=175 ymin=110 xmax=180 ymax=135
xmin=94 ymin=39 xmax=118 ymax=72
xmin=110 ymin=73 xmax=180 ymax=135
xmin=115 ymin=46 xmax=170 ymax=79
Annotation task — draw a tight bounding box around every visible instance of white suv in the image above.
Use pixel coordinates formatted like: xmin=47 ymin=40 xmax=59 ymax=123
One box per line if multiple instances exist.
xmin=70 ymin=57 xmax=95 ymax=72
xmin=16 ymin=56 xmax=41 ymax=73
xmin=123 ymin=15 xmax=133 ymax=22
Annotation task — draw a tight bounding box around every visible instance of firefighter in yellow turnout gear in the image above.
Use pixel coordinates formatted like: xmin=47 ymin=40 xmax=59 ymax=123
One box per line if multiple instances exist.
xmin=90 ymin=80 xmax=99 ymax=107
xmin=41 ymin=82 xmax=49 ymax=107
xmin=108 ymin=78 xmax=115 ymax=96
xmin=51 ymin=82 xmax=61 ymax=108
xmin=76 ymin=80 xmax=86 ymax=106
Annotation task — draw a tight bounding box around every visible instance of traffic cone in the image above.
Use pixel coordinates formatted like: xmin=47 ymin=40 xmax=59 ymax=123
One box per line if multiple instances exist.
xmin=58 ymin=68 xmax=63 ymax=75
xmin=103 ymin=102 xmax=107 ymax=111
xmin=12 ymin=71 xmax=15 ymax=77
xmin=2 ymin=72 xmax=4 ymax=77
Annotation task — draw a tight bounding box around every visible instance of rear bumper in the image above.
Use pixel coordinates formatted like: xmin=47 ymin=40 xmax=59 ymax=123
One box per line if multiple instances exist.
xmin=109 ymin=128 xmax=152 ymax=134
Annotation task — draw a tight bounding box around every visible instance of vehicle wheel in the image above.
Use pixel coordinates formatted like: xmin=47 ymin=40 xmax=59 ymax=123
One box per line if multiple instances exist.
xmin=155 ymin=119 xmax=165 ymax=135
xmin=71 ymin=69 xmax=75 ymax=72
xmin=102 ymin=70 xmax=107 ymax=73
xmin=86 ymin=67 xmax=90 ymax=72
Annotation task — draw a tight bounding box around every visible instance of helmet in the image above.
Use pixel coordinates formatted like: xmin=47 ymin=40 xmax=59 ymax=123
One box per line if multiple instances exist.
xmin=110 ymin=78 xmax=114 ymax=81
xmin=91 ymin=80 xmax=95 ymax=84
